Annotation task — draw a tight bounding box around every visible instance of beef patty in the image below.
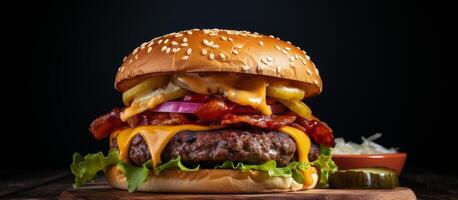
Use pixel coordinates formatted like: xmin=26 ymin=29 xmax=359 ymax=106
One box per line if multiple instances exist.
xmin=124 ymin=129 xmax=297 ymax=167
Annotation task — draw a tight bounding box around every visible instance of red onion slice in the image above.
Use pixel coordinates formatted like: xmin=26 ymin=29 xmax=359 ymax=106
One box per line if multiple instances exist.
xmin=152 ymin=101 xmax=202 ymax=113
xmin=152 ymin=101 xmax=287 ymax=114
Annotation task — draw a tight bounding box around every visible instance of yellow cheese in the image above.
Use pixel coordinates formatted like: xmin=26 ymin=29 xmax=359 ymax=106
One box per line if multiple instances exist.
xmin=278 ymin=126 xmax=314 ymax=187
xmin=112 ymin=124 xmax=314 ymax=187
xmin=113 ymin=125 xmax=219 ymax=166
xmin=175 ymin=73 xmax=272 ymax=115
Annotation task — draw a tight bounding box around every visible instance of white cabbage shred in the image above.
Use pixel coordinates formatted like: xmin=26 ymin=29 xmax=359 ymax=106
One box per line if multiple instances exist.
xmin=332 ymin=133 xmax=398 ymax=155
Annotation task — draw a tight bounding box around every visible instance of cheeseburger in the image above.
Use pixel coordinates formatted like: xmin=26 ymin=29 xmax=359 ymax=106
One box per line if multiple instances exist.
xmin=71 ymin=29 xmax=337 ymax=193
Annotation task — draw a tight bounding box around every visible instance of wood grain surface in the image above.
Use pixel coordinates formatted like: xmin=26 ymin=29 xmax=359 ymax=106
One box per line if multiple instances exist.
xmin=59 ymin=181 xmax=417 ymax=200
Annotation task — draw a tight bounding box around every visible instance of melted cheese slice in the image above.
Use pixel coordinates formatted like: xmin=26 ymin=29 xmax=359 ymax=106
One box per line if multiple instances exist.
xmin=278 ymin=126 xmax=314 ymax=187
xmin=112 ymin=125 xmax=314 ymax=187
xmin=175 ymin=73 xmax=272 ymax=115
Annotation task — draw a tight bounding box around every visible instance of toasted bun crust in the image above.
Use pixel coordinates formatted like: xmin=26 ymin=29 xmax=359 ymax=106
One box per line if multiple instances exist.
xmin=115 ymin=29 xmax=322 ymax=98
xmin=106 ymin=166 xmax=318 ymax=193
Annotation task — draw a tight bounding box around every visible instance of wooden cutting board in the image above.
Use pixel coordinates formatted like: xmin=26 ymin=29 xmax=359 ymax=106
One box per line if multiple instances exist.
xmin=59 ymin=181 xmax=417 ymax=200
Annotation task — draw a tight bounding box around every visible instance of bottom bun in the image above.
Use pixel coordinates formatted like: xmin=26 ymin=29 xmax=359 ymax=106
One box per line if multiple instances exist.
xmin=106 ymin=166 xmax=318 ymax=193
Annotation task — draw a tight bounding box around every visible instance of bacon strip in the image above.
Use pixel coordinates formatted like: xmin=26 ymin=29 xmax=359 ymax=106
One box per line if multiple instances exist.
xmin=221 ymin=113 xmax=297 ymax=129
xmin=89 ymin=108 xmax=125 ymax=140
xmin=89 ymin=110 xmax=191 ymax=140
xmin=295 ymin=117 xmax=336 ymax=147
xmin=89 ymin=97 xmax=335 ymax=147
xmin=194 ymin=99 xmax=234 ymax=122
xmin=126 ymin=112 xmax=192 ymax=127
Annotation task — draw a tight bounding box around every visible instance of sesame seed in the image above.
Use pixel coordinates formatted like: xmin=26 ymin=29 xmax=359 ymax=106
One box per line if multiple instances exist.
xmin=171 ymin=41 xmax=178 ymax=46
xmin=221 ymin=36 xmax=227 ymax=41
xmin=315 ymin=68 xmax=320 ymax=75
xmin=201 ymin=49 xmax=208 ymax=55
xmin=158 ymin=39 xmax=163 ymax=44
xmin=181 ymin=55 xmax=189 ymax=60
xmin=166 ymin=47 xmax=171 ymax=54
xmin=192 ymin=28 xmax=199 ymax=31
xmin=134 ymin=54 xmax=138 ymax=60
xmin=258 ymin=41 xmax=264 ymax=46
xmin=209 ymin=33 xmax=218 ymax=36
xmin=306 ymin=69 xmax=312 ymax=75
xmin=219 ymin=53 xmax=226 ymax=60
xmin=257 ymin=65 xmax=263 ymax=72
xmin=281 ymin=49 xmax=288 ymax=55
xmin=120 ymin=67 xmax=125 ymax=72
xmin=228 ymin=38 xmax=234 ymax=41
xmin=212 ymin=44 xmax=219 ymax=49
xmin=209 ymin=53 xmax=215 ymax=60
xmin=267 ymin=57 xmax=273 ymax=62
xmin=302 ymin=59 xmax=306 ymax=65
xmin=147 ymin=47 xmax=153 ymax=54
xmin=175 ymin=33 xmax=183 ymax=38
xmin=269 ymin=35 xmax=275 ymax=38
xmin=172 ymin=48 xmax=180 ymax=53
xmin=235 ymin=44 xmax=243 ymax=49
xmin=187 ymin=31 xmax=193 ymax=35
xmin=313 ymin=79 xmax=319 ymax=85
xmin=276 ymin=66 xmax=281 ymax=74
xmin=140 ymin=43 xmax=146 ymax=49
xmin=261 ymin=58 xmax=268 ymax=65
xmin=286 ymin=41 xmax=291 ymax=44
xmin=185 ymin=48 xmax=191 ymax=55
xmin=128 ymin=59 xmax=133 ymax=64
xmin=305 ymin=55 xmax=310 ymax=60
xmin=276 ymin=37 xmax=280 ymax=40
xmin=133 ymin=47 xmax=139 ymax=55
xmin=181 ymin=43 xmax=189 ymax=47
xmin=242 ymin=65 xmax=250 ymax=71
xmin=295 ymin=54 xmax=300 ymax=59
xmin=203 ymin=29 xmax=210 ymax=34
xmin=182 ymin=37 xmax=188 ymax=42
xmin=123 ymin=56 xmax=127 ymax=62
xmin=232 ymin=49 xmax=239 ymax=55
xmin=297 ymin=46 xmax=301 ymax=50
xmin=302 ymin=50 xmax=307 ymax=55
xmin=203 ymin=39 xmax=213 ymax=46
xmin=284 ymin=47 xmax=291 ymax=51
xmin=275 ymin=46 xmax=281 ymax=51
xmin=161 ymin=46 xmax=167 ymax=52
xmin=164 ymin=39 xmax=169 ymax=44
xmin=147 ymin=41 xmax=154 ymax=47
xmin=289 ymin=56 xmax=295 ymax=61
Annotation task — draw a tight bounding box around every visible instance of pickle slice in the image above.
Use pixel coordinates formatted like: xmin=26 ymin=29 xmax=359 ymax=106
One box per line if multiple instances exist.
xmin=329 ymin=168 xmax=399 ymax=189
xmin=277 ymin=99 xmax=312 ymax=118
xmin=122 ymin=75 xmax=169 ymax=105
xmin=267 ymin=85 xmax=305 ymax=100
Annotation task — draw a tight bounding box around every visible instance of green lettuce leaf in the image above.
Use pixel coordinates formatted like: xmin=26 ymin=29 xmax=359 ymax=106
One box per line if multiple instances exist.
xmin=154 ymin=156 xmax=199 ymax=175
xmin=311 ymin=145 xmax=338 ymax=188
xmin=70 ymin=146 xmax=337 ymax=191
xmin=117 ymin=160 xmax=152 ymax=192
xmin=215 ymin=160 xmax=309 ymax=184
xmin=70 ymin=150 xmax=120 ymax=188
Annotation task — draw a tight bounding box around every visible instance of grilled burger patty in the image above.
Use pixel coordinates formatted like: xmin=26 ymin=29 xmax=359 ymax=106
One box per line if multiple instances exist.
xmin=112 ymin=129 xmax=302 ymax=167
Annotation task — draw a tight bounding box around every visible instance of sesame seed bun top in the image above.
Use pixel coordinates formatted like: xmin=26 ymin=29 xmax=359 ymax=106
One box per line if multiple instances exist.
xmin=115 ymin=29 xmax=322 ymax=98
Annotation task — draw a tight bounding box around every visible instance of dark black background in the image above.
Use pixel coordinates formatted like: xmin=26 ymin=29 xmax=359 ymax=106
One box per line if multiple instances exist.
xmin=3 ymin=1 xmax=454 ymax=175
